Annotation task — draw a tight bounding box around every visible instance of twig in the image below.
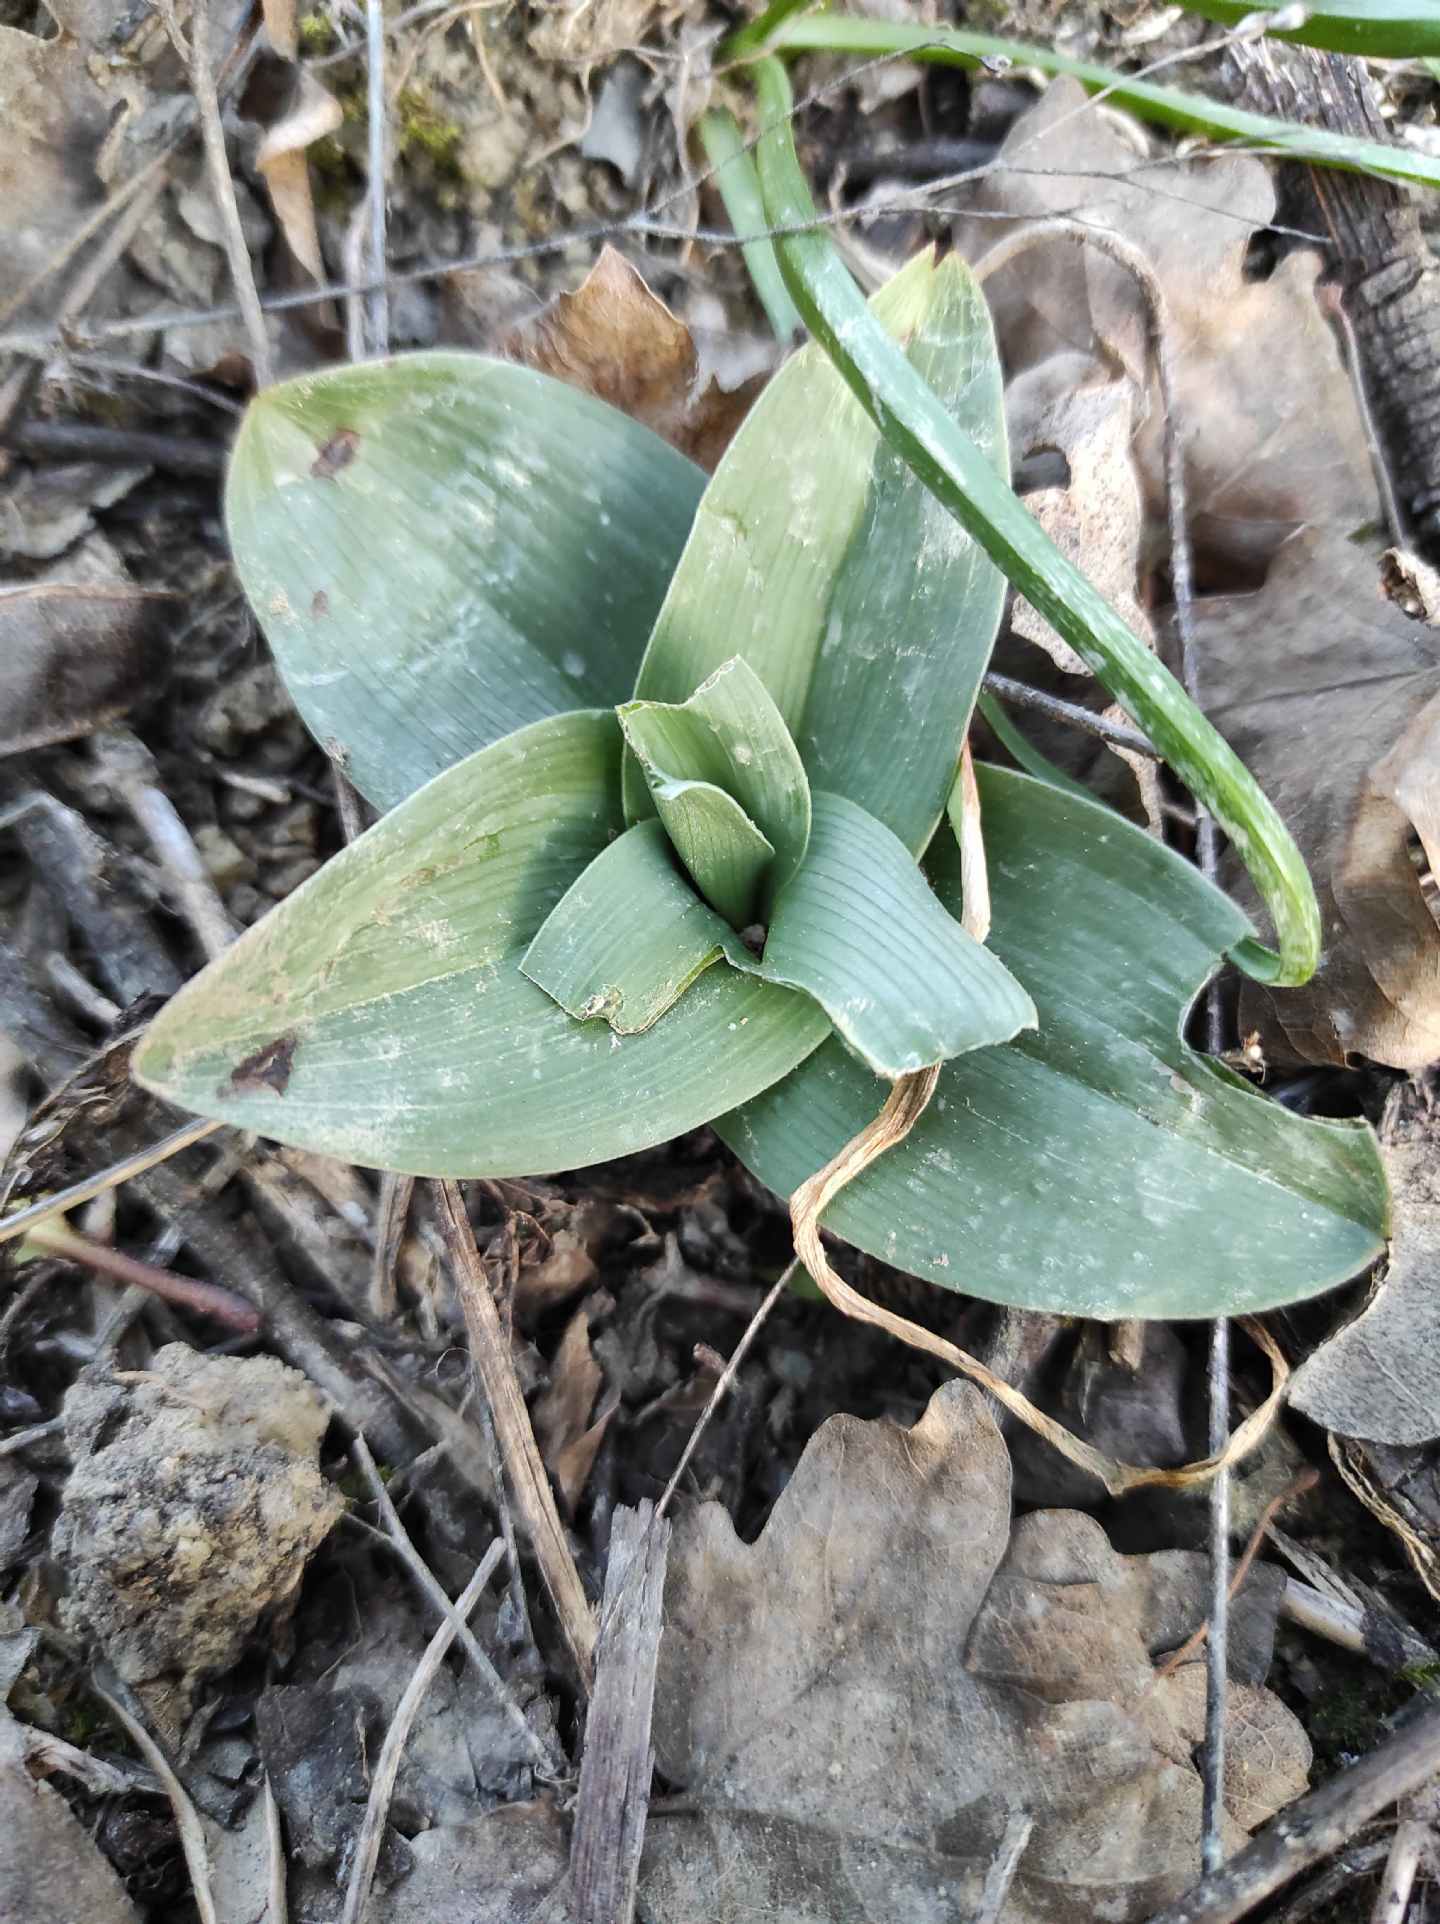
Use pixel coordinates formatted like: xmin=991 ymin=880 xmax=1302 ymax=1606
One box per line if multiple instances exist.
xmin=436 ymin=1178 xmax=597 ymax=1688
xmin=97 ymin=730 xmax=236 ymax=960
xmin=657 ymin=1265 xmax=793 ymax=1523
xmin=1146 ymin=1704 xmax=1440 ymax=1924
xmin=1155 ymin=1470 xmax=1319 ymax=1683
xmin=1202 ymin=1317 xmax=1231 ymax=1876
xmin=569 ymin=1502 xmax=671 ymax=1924
xmin=340 ymin=1542 xmax=503 ymax=1924
xmin=1273 ymin=1844 xmax=1391 ymax=1924
xmin=349 ymin=1433 xmax=559 ymax=1774
xmin=92 ymin=1673 xmax=217 ymax=1924
xmin=262 ymin=1774 xmax=288 ymax=1924
xmin=189 ymin=0 xmax=272 ymax=385
xmin=982 ymin=672 xmax=1159 ymax=756
xmin=1370 ymin=1798 xmax=1432 ymax=1924
xmin=0 ymin=1417 xmax=65 ymax=1458
xmin=364 ymin=0 xmax=389 ymax=357
xmin=5 ymin=420 xmax=224 ymax=475
xmin=368 ymin=1172 xmax=414 ymax=1321
xmin=0 ymin=1118 xmax=226 ymax=1248
xmin=977 ymin=1810 xmax=1035 ymax=1924
xmin=21 ymin=1215 xmax=261 ymax=1333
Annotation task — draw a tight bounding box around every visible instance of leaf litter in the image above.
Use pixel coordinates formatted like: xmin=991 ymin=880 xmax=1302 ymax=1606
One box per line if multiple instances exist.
xmin=1 ymin=20 xmax=1439 ymax=1924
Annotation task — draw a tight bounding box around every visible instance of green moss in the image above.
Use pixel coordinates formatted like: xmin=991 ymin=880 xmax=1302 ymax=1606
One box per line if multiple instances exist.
xmin=395 ymin=86 xmax=465 ymax=179
xmin=298 ymin=11 xmax=337 ymax=51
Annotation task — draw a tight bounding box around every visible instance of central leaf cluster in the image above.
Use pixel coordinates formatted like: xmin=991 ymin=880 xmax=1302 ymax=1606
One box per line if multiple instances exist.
xmin=520 ymin=656 xmax=1037 ymax=1080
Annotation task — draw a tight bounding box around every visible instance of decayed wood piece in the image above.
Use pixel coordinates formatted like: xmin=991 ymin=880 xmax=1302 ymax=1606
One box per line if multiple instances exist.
xmin=568 ymin=1502 xmax=671 ymax=1924
xmin=1147 ymin=1702 xmax=1440 ymax=1924
xmin=1229 ymin=39 xmax=1440 ymax=556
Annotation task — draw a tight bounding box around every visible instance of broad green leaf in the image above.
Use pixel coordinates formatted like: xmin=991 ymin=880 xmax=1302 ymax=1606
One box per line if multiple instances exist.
xmin=225 ymin=354 xmax=705 ymax=813
xmin=1176 ymin=0 xmax=1440 ymax=56
xmin=755 ymin=13 xmax=1440 ymax=193
xmin=133 ymin=712 xmax=831 ymax=1175
xmin=621 ymin=656 xmax=812 ymax=901
xmin=521 ymin=820 xmax=731 ymax=1033
xmin=753 ymin=57 xmax=1320 ymax=990
xmin=625 ymin=248 xmax=1008 ymax=856
xmin=720 ymin=767 xmax=1388 ymax=1320
xmin=637 ymin=777 xmax=775 ymax=929
xmin=735 ymin=792 xmax=1036 ymax=1078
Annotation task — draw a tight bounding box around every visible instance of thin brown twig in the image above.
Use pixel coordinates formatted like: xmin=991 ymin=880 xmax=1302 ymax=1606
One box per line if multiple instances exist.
xmin=93 ymin=1675 xmax=217 ymax=1924
xmin=0 ymin=1118 xmax=227 ymax=1248
xmin=436 ymin=1178 xmax=597 ymax=1688
xmin=340 ymin=1542 xmax=503 ymax=1924
xmin=977 ymin=1810 xmax=1035 ymax=1924
xmin=1154 ymin=1469 xmax=1320 ymax=1683
xmin=1370 ymin=1814 xmax=1428 ymax=1924
xmin=349 ymin=1432 xmax=560 ymax=1774
xmin=189 ymin=0 xmax=272 ymax=385
xmin=983 ymin=672 xmax=1159 ymax=758
xmin=656 ymin=1263 xmax=795 ymax=1524
xmin=21 ymin=1216 xmax=261 ymax=1334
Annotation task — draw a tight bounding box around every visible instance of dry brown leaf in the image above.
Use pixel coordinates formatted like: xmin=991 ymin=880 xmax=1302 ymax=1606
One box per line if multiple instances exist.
xmin=0 ymin=567 xmax=171 ymax=756
xmin=256 ymin=69 xmax=342 ymax=289
xmin=368 ymin=1801 xmax=568 ymax=1922
xmin=1291 ymin=1085 xmax=1440 ymax=1445
xmin=957 ymin=78 xmax=1377 ymax=578
xmin=0 ymin=27 xmax=112 ymax=326
xmin=0 ymin=1714 xmax=139 ymax=1924
xmin=1195 ymin=533 xmax=1440 ymax=1070
xmin=1006 ymin=354 xmax=1152 ymax=673
xmin=527 ymin=0 xmax=701 ymax=71
xmin=643 ymin=1382 xmax=1306 ymax=1924
xmin=534 ymin=1301 xmax=609 ymax=1516
xmin=502 ymin=245 xmax=760 ymax=470
xmin=1004 ymin=353 xmax=1164 ymax=827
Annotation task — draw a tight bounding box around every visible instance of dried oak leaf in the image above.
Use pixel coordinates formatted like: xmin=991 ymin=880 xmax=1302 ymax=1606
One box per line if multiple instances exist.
xmin=1291 ymin=1084 xmax=1440 ymax=1445
xmin=1196 ymin=532 xmax=1440 ymax=1071
xmin=0 ymin=563 xmax=170 ymax=756
xmin=1003 ymin=353 xmax=1164 ymax=826
xmin=642 ymin=1382 xmax=1307 ymax=1924
xmin=0 ymin=1714 xmax=139 ymax=1924
xmin=956 ymin=79 xmax=1377 ymax=577
xmin=0 ymin=26 xmax=112 ymax=327
xmin=502 ymin=245 xmax=760 ymax=470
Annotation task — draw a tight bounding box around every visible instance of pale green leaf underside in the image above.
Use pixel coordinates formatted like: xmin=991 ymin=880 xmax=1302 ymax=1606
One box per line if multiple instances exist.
xmin=734 ymin=791 xmax=1036 ymax=1078
xmin=621 ymin=655 xmax=812 ymax=899
xmin=224 ymin=354 xmax=705 ymax=813
xmin=625 ymin=249 xmax=1007 ymax=854
xmin=721 ymin=767 xmax=1388 ymax=1320
xmin=133 ymin=712 xmax=830 ymax=1175
xmin=521 ymin=820 xmax=732 ymax=1034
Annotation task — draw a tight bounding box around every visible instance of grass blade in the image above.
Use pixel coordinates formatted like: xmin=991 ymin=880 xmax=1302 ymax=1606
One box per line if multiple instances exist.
xmin=696 ymin=109 xmax=802 ymax=341
xmin=744 ymin=13 xmax=1440 ymax=193
xmin=1174 ymin=0 xmax=1440 ymax=57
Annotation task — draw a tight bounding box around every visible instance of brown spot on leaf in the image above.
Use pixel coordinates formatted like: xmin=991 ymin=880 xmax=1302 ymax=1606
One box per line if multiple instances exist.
xmin=311 ymin=429 xmax=360 ymax=479
xmin=310 ymin=589 xmax=329 ymax=618
xmin=224 ymin=1033 xmax=299 ymax=1098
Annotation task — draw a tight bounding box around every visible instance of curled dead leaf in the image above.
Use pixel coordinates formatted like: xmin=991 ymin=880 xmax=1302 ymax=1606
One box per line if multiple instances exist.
xmin=256 ymin=69 xmax=343 ymax=290
xmin=957 ymin=79 xmax=1378 ymax=579
xmin=502 ymin=245 xmax=761 ymax=470
xmin=1196 ymin=533 xmax=1440 ymax=1071
xmin=644 ymin=1382 xmax=1307 ymax=1923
